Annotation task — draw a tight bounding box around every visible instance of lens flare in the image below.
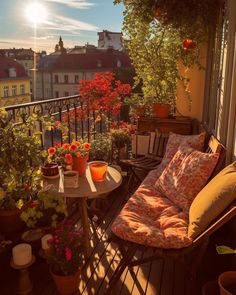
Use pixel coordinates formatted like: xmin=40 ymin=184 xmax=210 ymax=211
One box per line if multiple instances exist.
xmin=25 ymin=2 xmax=48 ymax=24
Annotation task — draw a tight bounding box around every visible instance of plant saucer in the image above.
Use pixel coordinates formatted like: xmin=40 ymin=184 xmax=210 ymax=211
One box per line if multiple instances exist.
xmin=43 ymin=174 xmax=60 ymax=179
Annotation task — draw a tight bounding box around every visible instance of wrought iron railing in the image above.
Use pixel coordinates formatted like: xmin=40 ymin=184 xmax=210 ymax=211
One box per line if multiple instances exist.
xmin=4 ymin=95 xmax=128 ymax=162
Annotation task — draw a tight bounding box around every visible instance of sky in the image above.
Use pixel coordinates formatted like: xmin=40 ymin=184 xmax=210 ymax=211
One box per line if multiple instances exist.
xmin=0 ymin=0 xmax=124 ymax=53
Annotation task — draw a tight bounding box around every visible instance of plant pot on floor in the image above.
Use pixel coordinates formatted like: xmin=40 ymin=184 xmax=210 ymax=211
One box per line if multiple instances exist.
xmin=218 ymin=271 xmax=236 ymax=295
xmin=0 ymin=208 xmax=25 ymax=235
xmin=153 ymin=103 xmax=170 ymax=118
xmin=50 ymin=268 xmax=80 ymax=295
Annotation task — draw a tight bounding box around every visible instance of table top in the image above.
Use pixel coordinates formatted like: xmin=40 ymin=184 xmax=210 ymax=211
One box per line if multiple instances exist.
xmin=43 ymin=165 xmax=122 ymax=199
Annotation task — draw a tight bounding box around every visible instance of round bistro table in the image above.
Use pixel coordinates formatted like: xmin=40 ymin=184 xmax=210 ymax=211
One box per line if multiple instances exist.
xmin=43 ymin=165 xmax=122 ymax=258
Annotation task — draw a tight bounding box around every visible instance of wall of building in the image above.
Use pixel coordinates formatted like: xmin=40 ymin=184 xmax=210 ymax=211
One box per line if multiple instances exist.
xmin=0 ymin=78 xmax=31 ymax=107
xmin=176 ymin=47 xmax=207 ymax=121
xmin=98 ymin=31 xmax=122 ymax=51
xmin=52 ymin=71 xmax=95 ymax=98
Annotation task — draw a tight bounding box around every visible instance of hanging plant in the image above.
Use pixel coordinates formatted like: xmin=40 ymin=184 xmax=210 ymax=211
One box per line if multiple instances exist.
xmin=114 ymin=0 xmax=222 ymax=111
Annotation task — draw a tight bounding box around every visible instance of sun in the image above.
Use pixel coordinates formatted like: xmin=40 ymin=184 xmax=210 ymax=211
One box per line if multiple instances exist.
xmin=25 ymin=2 xmax=48 ymax=25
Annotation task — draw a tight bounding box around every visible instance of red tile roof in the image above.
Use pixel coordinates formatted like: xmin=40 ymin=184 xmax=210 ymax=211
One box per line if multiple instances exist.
xmin=53 ymin=53 xmax=131 ymax=71
xmin=0 ymin=57 xmax=28 ymax=79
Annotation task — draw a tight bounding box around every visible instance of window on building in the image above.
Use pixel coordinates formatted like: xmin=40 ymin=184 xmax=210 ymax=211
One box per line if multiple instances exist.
xmin=3 ymin=86 xmax=9 ymax=97
xmin=64 ymin=75 xmax=69 ymax=84
xmin=64 ymin=91 xmax=69 ymax=97
xmin=12 ymin=85 xmax=17 ymax=96
xmin=55 ymin=91 xmax=59 ymax=98
xmin=55 ymin=75 xmax=59 ymax=83
xmin=20 ymin=84 xmax=25 ymax=95
xmin=74 ymin=75 xmax=79 ymax=83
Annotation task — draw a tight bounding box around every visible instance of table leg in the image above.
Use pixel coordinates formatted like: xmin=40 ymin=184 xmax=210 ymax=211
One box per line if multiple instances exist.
xmin=18 ymin=268 xmax=33 ymax=295
xmin=78 ymin=198 xmax=90 ymax=258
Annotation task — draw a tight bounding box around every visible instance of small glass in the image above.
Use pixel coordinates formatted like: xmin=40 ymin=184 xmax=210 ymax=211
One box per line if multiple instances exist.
xmin=89 ymin=161 xmax=108 ymax=182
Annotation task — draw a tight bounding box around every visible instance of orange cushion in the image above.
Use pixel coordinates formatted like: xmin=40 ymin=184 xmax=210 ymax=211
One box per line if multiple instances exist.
xmin=160 ymin=132 xmax=206 ymax=168
xmin=155 ymin=146 xmax=219 ymax=211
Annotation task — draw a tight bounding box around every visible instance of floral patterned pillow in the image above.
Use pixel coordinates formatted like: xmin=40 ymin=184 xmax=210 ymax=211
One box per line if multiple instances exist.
xmin=161 ymin=132 xmax=206 ymax=168
xmin=155 ymin=146 xmax=219 ymax=212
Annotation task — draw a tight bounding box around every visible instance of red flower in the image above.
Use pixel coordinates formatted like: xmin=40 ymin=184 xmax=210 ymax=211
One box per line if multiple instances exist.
xmin=48 ymin=147 xmax=56 ymax=156
xmin=183 ymin=39 xmax=196 ymax=50
xmin=69 ymin=144 xmax=77 ymax=152
xmin=83 ymin=143 xmax=91 ymax=151
xmin=62 ymin=143 xmax=70 ymax=150
xmin=29 ymin=200 xmax=38 ymax=208
xmin=64 ymin=154 xmax=73 ymax=165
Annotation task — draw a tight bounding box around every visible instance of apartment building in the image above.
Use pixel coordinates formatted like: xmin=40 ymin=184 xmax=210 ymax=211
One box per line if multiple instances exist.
xmin=0 ymin=57 xmax=31 ymax=107
xmin=35 ymin=47 xmax=131 ymax=100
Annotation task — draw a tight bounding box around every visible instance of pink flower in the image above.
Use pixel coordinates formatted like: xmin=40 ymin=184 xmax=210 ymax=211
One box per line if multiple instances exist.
xmin=65 ymin=247 xmax=72 ymax=261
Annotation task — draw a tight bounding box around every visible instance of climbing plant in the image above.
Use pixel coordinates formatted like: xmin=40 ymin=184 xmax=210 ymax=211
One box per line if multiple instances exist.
xmin=114 ymin=0 xmax=222 ymax=110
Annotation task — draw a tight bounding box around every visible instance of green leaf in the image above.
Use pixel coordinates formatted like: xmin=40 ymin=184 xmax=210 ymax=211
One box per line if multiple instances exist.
xmin=216 ymin=245 xmax=236 ymax=255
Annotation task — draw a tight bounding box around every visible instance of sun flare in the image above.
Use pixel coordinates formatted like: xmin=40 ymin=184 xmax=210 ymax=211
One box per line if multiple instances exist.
xmin=25 ymin=2 xmax=48 ymax=24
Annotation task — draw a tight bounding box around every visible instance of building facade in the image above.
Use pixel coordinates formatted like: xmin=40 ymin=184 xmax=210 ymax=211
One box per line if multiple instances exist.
xmin=98 ymin=30 xmax=123 ymax=51
xmin=0 ymin=57 xmax=31 ymax=107
xmin=35 ymin=47 xmax=131 ymax=100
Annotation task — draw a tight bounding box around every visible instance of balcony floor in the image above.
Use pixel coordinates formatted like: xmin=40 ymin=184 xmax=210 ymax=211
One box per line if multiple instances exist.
xmin=0 ymin=182 xmax=199 ymax=295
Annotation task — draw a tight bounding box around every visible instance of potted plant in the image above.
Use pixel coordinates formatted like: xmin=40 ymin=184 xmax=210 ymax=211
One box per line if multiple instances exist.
xmin=47 ymin=224 xmax=83 ymax=295
xmin=0 ymin=108 xmax=43 ymax=234
xmin=89 ymin=133 xmax=112 ymax=162
xmin=47 ymin=141 xmax=91 ymax=176
xmin=20 ymin=191 xmax=67 ymax=229
xmin=20 ymin=191 xmax=67 ymax=250
xmin=125 ymin=94 xmax=147 ymax=119
xmin=216 ymin=245 xmax=236 ymax=295
xmin=110 ymin=121 xmax=136 ymax=162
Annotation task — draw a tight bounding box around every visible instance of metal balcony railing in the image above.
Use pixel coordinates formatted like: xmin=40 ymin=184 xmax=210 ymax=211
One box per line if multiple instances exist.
xmin=4 ymin=95 xmax=122 ymax=150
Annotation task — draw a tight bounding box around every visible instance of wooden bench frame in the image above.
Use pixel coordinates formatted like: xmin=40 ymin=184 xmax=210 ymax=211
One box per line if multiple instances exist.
xmin=106 ymin=133 xmax=230 ymax=293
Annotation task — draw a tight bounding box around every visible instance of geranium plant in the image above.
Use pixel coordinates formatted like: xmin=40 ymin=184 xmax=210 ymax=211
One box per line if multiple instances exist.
xmin=20 ymin=191 xmax=67 ymax=228
xmin=47 ymin=224 xmax=83 ymax=275
xmin=79 ymin=71 xmax=131 ymax=116
xmin=47 ymin=141 xmax=91 ymax=168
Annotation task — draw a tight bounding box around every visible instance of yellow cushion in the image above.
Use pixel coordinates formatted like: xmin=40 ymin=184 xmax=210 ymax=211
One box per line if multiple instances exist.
xmin=188 ymin=162 xmax=236 ymax=239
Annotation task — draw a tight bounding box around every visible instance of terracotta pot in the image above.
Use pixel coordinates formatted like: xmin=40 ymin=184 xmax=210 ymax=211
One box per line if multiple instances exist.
xmin=41 ymin=163 xmax=59 ymax=177
xmin=21 ymin=228 xmax=44 ymax=251
xmin=50 ymin=268 xmax=80 ymax=295
xmin=136 ymin=106 xmax=146 ymax=118
xmin=218 ymin=271 xmax=236 ymax=295
xmin=153 ymin=103 xmax=170 ymax=118
xmin=72 ymin=154 xmax=89 ymax=176
xmin=0 ymin=208 xmax=25 ymax=234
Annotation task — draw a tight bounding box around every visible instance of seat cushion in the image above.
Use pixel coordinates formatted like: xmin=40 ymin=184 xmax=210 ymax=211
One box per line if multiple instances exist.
xmin=155 ymin=146 xmax=219 ymax=212
xmin=188 ymin=162 xmax=236 ymax=239
xmin=112 ymin=187 xmax=192 ymax=249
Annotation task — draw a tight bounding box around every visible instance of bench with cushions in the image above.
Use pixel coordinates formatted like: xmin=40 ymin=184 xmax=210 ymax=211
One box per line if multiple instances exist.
xmin=107 ymin=131 xmax=236 ymax=291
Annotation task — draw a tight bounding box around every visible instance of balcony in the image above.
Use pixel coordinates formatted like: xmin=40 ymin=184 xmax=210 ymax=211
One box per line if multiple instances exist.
xmin=0 ymin=90 xmax=234 ymax=295
xmin=1 ymin=1 xmax=236 ymax=294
